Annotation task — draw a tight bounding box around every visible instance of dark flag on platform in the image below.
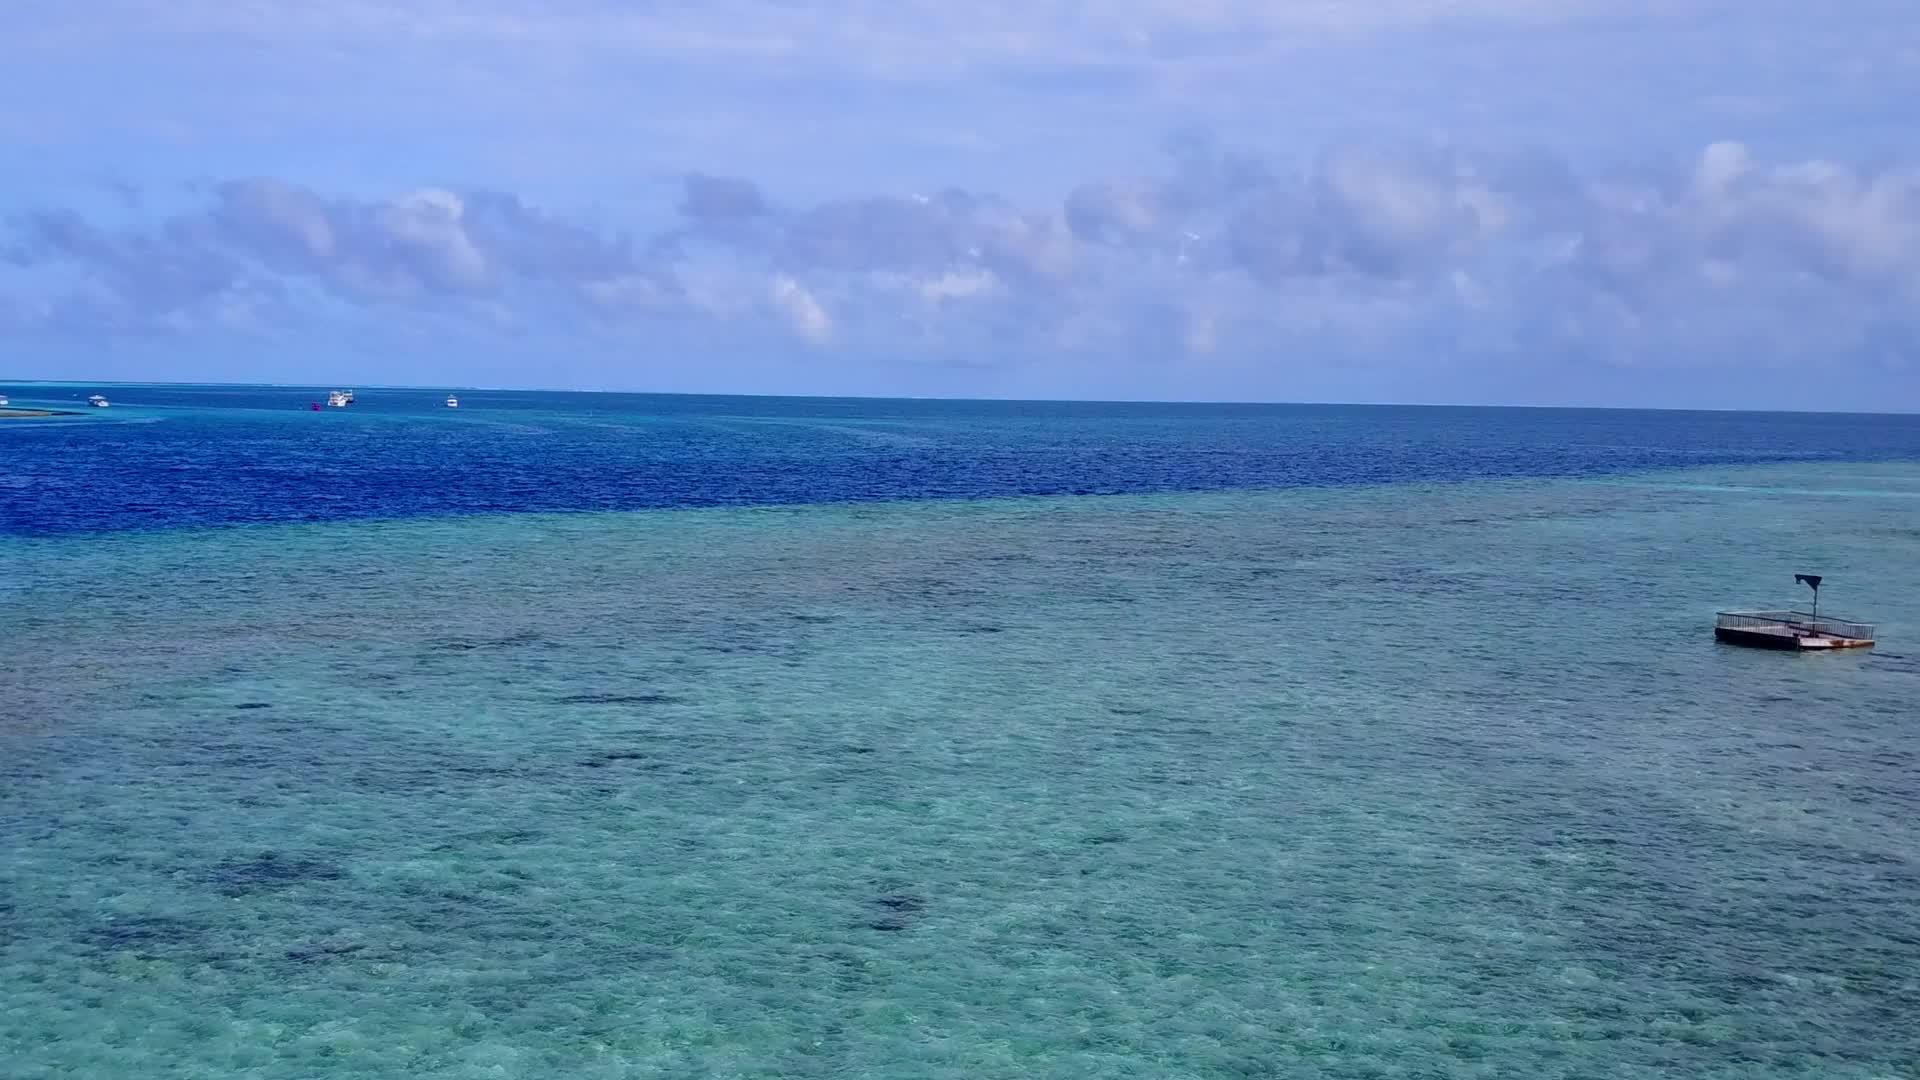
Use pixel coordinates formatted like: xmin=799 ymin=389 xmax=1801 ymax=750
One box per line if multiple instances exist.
xmin=1796 ymin=574 xmax=1823 ymax=624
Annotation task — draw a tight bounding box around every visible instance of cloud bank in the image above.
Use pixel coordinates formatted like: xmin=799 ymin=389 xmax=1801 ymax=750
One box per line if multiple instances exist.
xmin=6 ymin=135 xmax=1920 ymax=407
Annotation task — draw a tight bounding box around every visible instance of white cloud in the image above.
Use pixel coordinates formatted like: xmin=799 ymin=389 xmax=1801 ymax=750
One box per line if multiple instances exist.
xmin=377 ymin=188 xmax=488 ymax=289
xmin=770 ymin=273 xmax=833 ymax=343
xmin=1685 ymin=142 xmax=1920 ymax=290
xmin=7 ymin=137 xmax=1920 ymax=404
xmin=218 ymin=179 xmax=335 ymax=259
xmin=1694 ymin=141 xmax=1754 ymax=198
xmin=916 ymin=268 xmax=1002 ymax=302
xmin=14 ymin=0 xmax=1917 ymax=244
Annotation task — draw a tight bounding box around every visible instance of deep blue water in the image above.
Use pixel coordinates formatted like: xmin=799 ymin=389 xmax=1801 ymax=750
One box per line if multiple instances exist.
xmin=5 ymin=382 xmax=1920 ymax=535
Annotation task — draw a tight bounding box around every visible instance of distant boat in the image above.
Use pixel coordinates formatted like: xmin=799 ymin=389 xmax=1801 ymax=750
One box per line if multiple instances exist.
xmin=326 ymin=390 xmax=351 ymax=407
xmin=445 ymin=395 xmax=459 ymax=409
xmin=0 ymin=395 xmax=9 ymax=406
xmin=88 ymin=394 xmax=110 ymax=408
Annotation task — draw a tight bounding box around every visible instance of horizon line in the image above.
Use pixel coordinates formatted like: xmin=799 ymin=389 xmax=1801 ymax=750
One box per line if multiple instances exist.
xmin=2 ymin=377 xmax=1918 ymax=419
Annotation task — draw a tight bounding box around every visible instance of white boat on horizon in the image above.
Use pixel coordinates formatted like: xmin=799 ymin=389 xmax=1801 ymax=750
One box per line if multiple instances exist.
xmin=446 ymin=394 xmax=459 ymax=409
xmin=326 ymin=390 xmax=352 ymax=407
xmin=88 ymin=394 xmax=110 ymax=408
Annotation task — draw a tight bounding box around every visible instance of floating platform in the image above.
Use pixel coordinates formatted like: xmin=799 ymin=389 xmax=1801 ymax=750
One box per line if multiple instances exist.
xmin=1715 ymin=611 xmax=1875 ymax=651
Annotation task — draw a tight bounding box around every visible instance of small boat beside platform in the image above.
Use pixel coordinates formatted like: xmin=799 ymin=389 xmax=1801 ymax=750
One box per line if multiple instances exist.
xmin=1715 ymin=573 xmax=1874 ymax=651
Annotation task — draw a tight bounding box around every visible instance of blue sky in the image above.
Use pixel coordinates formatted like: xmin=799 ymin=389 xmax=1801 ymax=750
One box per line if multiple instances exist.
xmin=5 ymin=1 xmax=1920 ymax=409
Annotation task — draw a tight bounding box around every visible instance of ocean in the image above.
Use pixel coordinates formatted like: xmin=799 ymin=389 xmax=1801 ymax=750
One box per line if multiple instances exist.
xmin=4 ymin=383 xmax=1919 ymax=1078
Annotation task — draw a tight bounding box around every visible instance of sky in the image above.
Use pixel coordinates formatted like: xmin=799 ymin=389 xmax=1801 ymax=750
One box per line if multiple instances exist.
xmin=4 ymin=1 xmax=1920 ymax=409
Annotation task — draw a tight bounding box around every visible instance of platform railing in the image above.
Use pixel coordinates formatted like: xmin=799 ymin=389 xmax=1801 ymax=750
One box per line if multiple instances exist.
xmin=1716 ymin=610 xmax=1875 ymax=639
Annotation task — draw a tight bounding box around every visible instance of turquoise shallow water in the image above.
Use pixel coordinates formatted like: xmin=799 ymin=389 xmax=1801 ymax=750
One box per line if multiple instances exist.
xmin=4 ymin=460 xmax=1919 ymax=1078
